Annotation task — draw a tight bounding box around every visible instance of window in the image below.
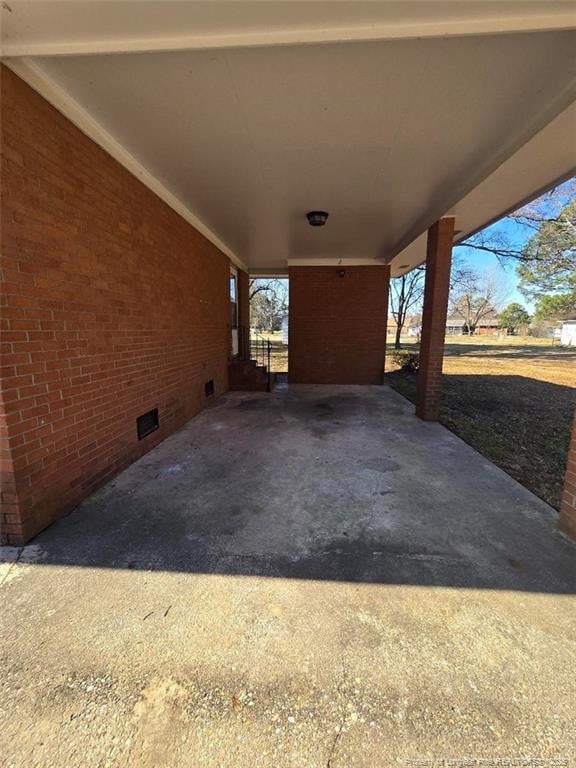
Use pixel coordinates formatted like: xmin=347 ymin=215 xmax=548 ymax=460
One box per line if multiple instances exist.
xmin=230 ymin=273 xmax=238 ymax=329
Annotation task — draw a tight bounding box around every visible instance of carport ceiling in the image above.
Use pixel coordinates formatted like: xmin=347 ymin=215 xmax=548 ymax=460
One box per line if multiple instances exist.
xmin=3 ymin=3 xmax=576 ymax=274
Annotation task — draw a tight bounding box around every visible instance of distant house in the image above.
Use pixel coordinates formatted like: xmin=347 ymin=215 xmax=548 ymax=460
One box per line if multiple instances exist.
xmin=387 ymin=315 xmax=421 ymax=336
xmin=446 ymin=316 xmax=466 ymax=335
xmin=281 ymin=314 xmax=289 ymax=344
xmin=560 ymin=318 xmax=576 ymax=346
xmin=446 ymin=312 xmax=504 ymax=336
xmin=407 ymin=321 xmax=421 ymax=337
xmin=390 ymin=313 xmax=505 ymax=337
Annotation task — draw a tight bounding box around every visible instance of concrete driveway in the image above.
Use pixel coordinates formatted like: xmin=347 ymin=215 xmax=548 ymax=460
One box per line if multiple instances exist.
xmin=1 ymin=385 xmax=574 ymax=767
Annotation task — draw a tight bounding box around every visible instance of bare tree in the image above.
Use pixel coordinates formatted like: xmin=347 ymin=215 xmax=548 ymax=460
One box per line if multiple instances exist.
xmin=389 ymin=255 xmax=474 ymax=348
xmin=249 ymin=278 xmax=285 ymax=301
xmin=249 ymin=278 xmax=288 ymax=332
xmin=389 ymin=268 xmax=425 ymax=349
xmin=457 ymin=178 xmax=576 ymax=263
xmin=449 ymin=269 xmax=510 ymax=335
xmin=450 ymin=256 xmax=477 ymax=292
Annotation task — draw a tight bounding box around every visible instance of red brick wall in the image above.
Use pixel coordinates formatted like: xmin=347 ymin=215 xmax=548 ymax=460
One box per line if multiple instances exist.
xmin=559 ymin=411 xmax=576 ymax=541
xmin=476 ymin=326 xmax=504 ymax=336
xmin=0 ymin=67 xmax=232 ymax=544
xmin=288 ymin=266 xmax=390 ymax=384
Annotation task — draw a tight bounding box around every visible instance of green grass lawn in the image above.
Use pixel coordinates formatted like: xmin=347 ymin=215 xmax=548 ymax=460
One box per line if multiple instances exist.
xmin=386 ymin=335 xmax=576 ymax=510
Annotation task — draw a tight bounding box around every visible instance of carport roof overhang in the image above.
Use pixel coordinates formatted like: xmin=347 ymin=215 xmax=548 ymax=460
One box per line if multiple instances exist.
xmin=2 ymin=1 xmax=576 ymax=277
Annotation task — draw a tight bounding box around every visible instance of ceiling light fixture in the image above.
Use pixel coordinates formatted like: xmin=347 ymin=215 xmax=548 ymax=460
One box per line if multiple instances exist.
xmin=306 ymin=211 xmax=329 ymax=227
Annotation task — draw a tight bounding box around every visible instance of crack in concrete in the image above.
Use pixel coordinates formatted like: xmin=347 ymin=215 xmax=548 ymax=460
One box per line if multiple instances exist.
xmin=326 ymin=725 xmax=342 ymax=768
xmin=326 ymin=651 xmax=349 ymax=768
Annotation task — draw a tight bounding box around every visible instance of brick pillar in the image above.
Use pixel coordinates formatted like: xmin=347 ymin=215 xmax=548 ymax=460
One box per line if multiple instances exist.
xmin=0 ymin=389 xmax=25 ymax=544
xmin=559 ymin=411 xmax=576 ymax=541
xmin=415 ymin=217 xmax=455 ymax=421
xmin=237 ymin=269 xmax=250 ymax=360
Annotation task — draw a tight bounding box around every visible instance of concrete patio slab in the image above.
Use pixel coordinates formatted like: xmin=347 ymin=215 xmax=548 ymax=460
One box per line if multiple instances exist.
xmin=1 ymin=385 xmax=574 ymax=767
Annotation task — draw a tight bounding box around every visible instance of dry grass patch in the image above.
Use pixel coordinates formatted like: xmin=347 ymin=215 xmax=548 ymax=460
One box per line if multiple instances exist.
xmin=251 ymin=331 xmax=288 ymax=373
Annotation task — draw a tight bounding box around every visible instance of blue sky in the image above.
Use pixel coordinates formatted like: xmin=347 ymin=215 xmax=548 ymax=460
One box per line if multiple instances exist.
xmin=453 ymin=177 xmax=575 ymax=311
xmin=454 ymin=217 xmax=531 ymax=308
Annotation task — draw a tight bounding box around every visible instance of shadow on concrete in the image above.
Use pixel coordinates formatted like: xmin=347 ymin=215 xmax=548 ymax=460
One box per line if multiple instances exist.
xmin=388 ymin=341 xmax=576 ymax=362
xmin=4 ymin=386 xmax=575 ymax=594
xmin=443 ymin=342 xmax=576 ymax=362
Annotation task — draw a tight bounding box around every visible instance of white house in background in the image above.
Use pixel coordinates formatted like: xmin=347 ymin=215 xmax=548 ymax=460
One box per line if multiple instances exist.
xmin=282 ymin=315 xmax=289 ymax=344
xmin=560 ymin=318 xmax=576 ymax=346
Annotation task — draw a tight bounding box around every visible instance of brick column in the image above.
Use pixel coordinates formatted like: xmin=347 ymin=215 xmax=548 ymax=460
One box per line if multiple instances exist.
xmin=415 ymin=217 xmax=455 ymax=421
xmin=559 ymin=411 xmax=576 ymax=541
xmin=237 ymin=269 xmax=250 ymax=360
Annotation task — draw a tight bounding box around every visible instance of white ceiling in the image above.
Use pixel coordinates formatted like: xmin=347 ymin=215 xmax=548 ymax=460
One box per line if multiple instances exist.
xmin=3 ymin=1 xmax=576 ymax=55
xmin=392 ymin=98 xmax=576 ymax=277
xmin=2 ymin=2 xmax=576 ymax=275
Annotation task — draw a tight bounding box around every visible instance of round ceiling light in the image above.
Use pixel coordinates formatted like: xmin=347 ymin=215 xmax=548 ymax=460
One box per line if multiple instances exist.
xmin=306 ymin=211 xmax=329 ymax=227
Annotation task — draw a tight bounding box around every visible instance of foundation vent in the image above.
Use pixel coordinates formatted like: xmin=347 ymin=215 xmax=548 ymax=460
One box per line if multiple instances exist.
xmin=205 ymin=379 xmax=215 ymax=398
xmin=137 ymin=408 xmax=159 ymax=440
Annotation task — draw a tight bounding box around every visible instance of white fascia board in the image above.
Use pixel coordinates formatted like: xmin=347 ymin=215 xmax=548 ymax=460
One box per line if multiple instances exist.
xmin=5 ymin=58 xmax=247 ymax=272
xmin=3 ymin=11 xmax=576 ymax=57
xmin=249 ymin=267 xmax=289 ymax=278
xmin=287 ymin=258 xmax=387 ymax=267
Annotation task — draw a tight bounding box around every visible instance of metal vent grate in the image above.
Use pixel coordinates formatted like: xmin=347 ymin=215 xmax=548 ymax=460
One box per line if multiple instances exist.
xmin=136 ymin=408 xmax=159 ymax=440
xmin=205 ymin=380 xmax=215 ymax=398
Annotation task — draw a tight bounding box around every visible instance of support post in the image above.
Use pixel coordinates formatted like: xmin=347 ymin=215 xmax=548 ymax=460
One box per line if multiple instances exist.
xmin=559 ymin=411 xmax=576 ymax=541
xmin=237 ymin=269 xmax=250 ymax=360
xmin=415 ymin=217 xmax=455 ymax=421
